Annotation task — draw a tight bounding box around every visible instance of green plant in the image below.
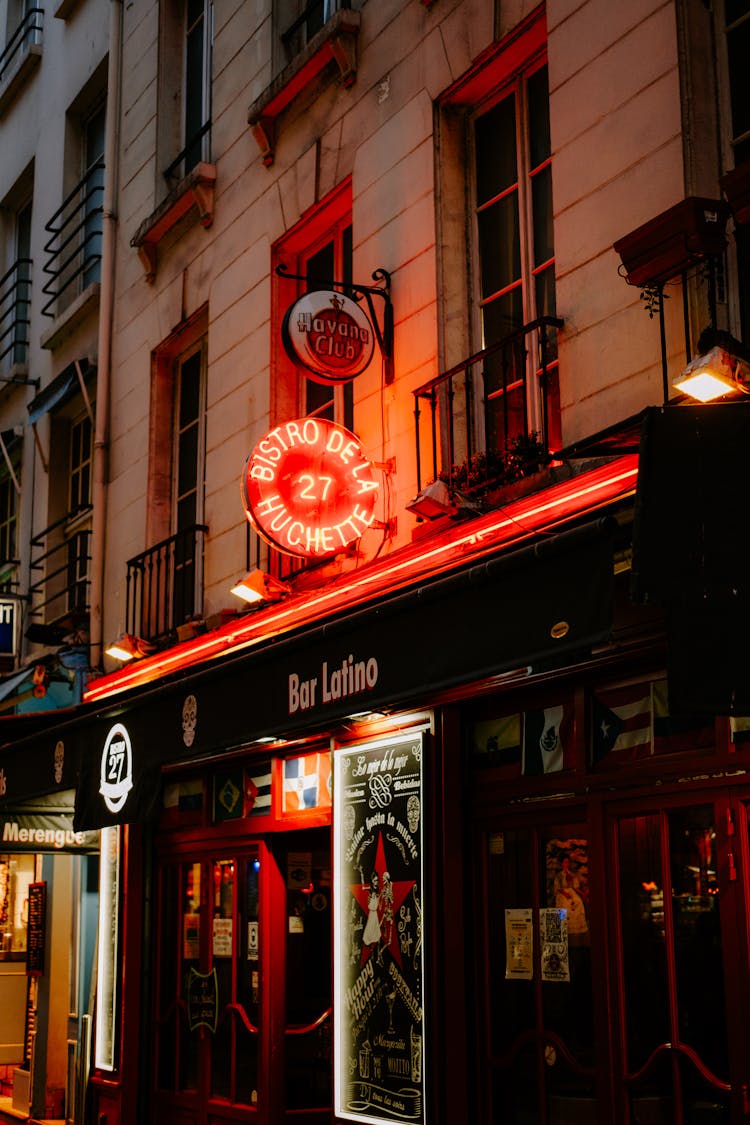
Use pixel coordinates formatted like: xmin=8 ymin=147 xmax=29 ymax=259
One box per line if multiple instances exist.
xmin=437 ymin=432 xmax=547 ymax=495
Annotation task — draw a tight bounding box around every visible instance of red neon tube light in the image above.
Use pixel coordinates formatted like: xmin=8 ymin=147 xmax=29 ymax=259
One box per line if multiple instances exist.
xmin=85 ymin=454 xmax=638 ymax=703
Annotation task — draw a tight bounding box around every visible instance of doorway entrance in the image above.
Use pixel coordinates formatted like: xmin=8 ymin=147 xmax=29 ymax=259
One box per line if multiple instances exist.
xmin=151 ymin=826 xmax=331 ymax=1125
xmin=473 ymin=791 xmax=750 ymax=1124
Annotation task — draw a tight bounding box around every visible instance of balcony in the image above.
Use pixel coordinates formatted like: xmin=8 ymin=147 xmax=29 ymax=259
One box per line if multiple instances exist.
xmin=0 ymin=258 xmax=32 ymax=374
xmin=412 ymin=316 xmax=563 ymax=510
xmin=123 ymin=524 xmax=208 ymax=645
xmin=29 ymin=507 xmax=92 ymax=627
xmin=41 ymin=161 xmax=104 ymax=322
xmin=0 ymin=7 xmax=43 ymax=115
xmin=248 ymin=0 xmax=360 ymax=165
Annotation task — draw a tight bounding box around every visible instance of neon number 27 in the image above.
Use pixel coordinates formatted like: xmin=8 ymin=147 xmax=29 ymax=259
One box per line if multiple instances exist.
xmin=297 ymin=474 xmax=333 ymax=502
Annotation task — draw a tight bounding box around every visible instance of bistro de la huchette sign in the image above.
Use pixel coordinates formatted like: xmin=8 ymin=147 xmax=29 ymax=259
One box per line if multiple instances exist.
xmin=242 ymin=418 xmax=380 ymax=559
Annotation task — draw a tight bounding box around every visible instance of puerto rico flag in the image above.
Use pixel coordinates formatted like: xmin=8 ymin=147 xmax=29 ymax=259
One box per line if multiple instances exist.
xmin=592 ymin=683 xmax=652 ymax=761
xmin=282 ymin=752 xmax=332 ymax=813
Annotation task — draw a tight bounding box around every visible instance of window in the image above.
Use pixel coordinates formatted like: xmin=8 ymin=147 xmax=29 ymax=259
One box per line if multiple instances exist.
xmin=0 ymin=433 xmax=20 ymax=590
xmin=276 ymin=0 xmax=348 ymax=68
xmin=66 ymin=410 xmax=93 ymax=613
xmin=81 ymin=103 xmax=105 ymax=291
xmin=722 ymin=0 xmax=750 ymax=337
xmin=1 ymin=196 xmax=31 ymax=372
xmin=138 ymin=310 xmax=208 ymax=641
xmin=435 ymin=11 xmax=561 ymax=473
xmin=473 ymin=61 xmax=558 ymax=451
xmin=159 ymin=0 xmax=212 ymax=184
xmin=272 ymin=181 xmax=354 ymax=430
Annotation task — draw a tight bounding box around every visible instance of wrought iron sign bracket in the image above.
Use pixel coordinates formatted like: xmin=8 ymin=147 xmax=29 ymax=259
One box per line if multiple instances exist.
xmin=276 ymin=264 xmax=394 ymax=384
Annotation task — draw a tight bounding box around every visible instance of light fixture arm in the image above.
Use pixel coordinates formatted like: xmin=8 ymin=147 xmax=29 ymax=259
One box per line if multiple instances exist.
xmin=276 ymin=263 xmax=394 ymax=384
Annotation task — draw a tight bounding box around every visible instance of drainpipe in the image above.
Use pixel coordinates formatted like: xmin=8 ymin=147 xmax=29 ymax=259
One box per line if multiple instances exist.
xmin=89 ymin=0 xmax=123 ymax=676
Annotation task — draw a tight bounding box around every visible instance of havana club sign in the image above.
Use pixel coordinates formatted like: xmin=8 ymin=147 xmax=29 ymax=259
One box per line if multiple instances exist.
xmin=282 ymin=290 xmax=375 ymax=383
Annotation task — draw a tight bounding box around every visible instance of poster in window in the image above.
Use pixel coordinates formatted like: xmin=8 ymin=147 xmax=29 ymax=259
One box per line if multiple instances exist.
xmin=545 ymin=838 xmax=589 ymax=947
xmin=504 ymin=908 xmax=533 ymax=980
xmin=333 ymin=731 xmax=426 ymax=1125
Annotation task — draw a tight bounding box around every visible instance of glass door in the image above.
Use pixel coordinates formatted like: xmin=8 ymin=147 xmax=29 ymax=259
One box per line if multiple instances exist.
xmin=610 ymin=794 xmax=750 ymax=1124
xmin=477 ymin=817 xmax=600 ymax=1124
xmin=152 ymin=828 xmax=331 ymax=1125
xmin=152 ymin=847 xmax=260 ymax=1124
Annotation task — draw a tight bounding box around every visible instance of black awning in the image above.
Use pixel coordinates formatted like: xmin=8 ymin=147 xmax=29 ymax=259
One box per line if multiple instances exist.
xmin=0 ymin=517 xmax=615 ymax=826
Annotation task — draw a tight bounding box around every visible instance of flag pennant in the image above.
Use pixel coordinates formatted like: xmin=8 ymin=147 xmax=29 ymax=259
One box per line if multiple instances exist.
xmin=471 ymin=715 xmax=521 ymax=766
xmin=652 ymin=680 xmax=714 ymax=755
xmin=245 ymin=761 xmax=272 ymax=816
xmin=522 ymin=705 xmax=571 ymax=775
xmin=592 ymin=683 xmax=651 ymax=762
xmin=282 ymin=752 xmax=332 ymax=813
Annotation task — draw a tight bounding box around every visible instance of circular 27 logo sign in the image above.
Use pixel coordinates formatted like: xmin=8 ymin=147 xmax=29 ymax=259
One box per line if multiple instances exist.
xmin=99 ymin=722 xmax=134 ymax=814
xmin=242 ymin=418 xmax=379 ymax=560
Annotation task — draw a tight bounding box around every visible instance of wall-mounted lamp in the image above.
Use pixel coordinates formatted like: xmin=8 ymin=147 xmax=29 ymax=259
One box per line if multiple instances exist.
xmin=406 ymin=479 xmax=458 ymax=520
xmin=104 ymin=633 xmax=155 ymax=662
xmin=674 ymin=343 xmax=750 ymax=403
xmin=230 ymin=569 xmax=291 ymax=605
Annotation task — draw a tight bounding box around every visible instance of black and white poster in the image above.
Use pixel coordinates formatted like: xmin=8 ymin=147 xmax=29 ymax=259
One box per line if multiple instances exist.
xmin=334 ymin=731 xmax=426 ymax=1125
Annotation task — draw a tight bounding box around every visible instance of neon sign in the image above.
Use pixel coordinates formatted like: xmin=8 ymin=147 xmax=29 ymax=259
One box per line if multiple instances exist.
xmin=242 ymin=418 xmax=380 ymax=559
xmin=282 ymin=291 xmax=375 ymax=383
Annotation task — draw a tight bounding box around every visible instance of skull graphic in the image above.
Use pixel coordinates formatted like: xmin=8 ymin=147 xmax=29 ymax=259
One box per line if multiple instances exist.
xmin=406 ymin=794 xmax=420 ymax=834
xmin=54 ymin=740 xmax=64 ymax=784
xmin=182 ymin=694 xmax=198 ymax=748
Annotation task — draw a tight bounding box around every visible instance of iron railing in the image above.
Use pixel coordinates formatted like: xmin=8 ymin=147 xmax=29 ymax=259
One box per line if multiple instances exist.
xmin=163 ymin=119 xmax=212 ymax=184
xmin=29 ymin=507 xmax=92 ymax=623
xmin=41 ymin=160 xmax=104 ymax=318
xmin=412 ymin=316 xmax=564 ymax=497
xmin=0 ymin=7 xmax=43 ymax=84
xmin=282 ymin=0 xmax=350 ymax=53
xmin=124 ymin=524 xmax=208 ymax=644
xmin=0 ymin=258 xmax=32 ymax=369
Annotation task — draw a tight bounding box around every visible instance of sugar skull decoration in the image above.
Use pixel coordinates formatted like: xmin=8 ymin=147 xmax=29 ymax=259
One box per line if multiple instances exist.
xmin=182 ymin=694 xmax=198 ymax=748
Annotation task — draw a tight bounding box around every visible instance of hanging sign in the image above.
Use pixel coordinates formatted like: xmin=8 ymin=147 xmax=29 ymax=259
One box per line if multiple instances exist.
xmin=282 ymin=291 xmax=375 ymax=384
xmin=242 ymin=418 xmax=379 ymax=559
xmin=333 ymin=732 xmax=426 ymax=1125
xmin=26 ymin=881 xmax=47 ymax=977
xmin=187 ymin=967 xmax=219 ymax=1033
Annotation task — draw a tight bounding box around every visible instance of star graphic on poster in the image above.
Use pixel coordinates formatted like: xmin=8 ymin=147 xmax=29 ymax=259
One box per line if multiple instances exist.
xmin=350 ymin=831 xmax=415 ymax=969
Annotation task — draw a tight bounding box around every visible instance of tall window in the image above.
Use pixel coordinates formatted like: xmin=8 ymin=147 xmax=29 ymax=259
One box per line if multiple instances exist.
xmin=0 ymin=436 xmax=20 ymax=591
xmin=82 ymin=103 xmax=105 ymax=291
xmin=473 ymin=61 xmax=557 ymax=450
xmin=273 ymin=181 xmax=354 ymax=431
xmin=171 ymin=340 xmax=206 ymax=624
xmin=13 ymin=201 xmax=31 ymax=365
xmin=723 ymin=0 xmax=750 ymax=337
xmin=67 ymin=411 xmax=93 ymax=612
xmin=184 ymin=0 xmax=211 ymax=173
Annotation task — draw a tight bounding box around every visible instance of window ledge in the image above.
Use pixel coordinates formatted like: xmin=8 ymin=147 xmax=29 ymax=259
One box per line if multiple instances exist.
xmin=248 ymin=9 xmax=361 ymax=167
xmin=40 ymin=283 xmax=100 ymax=352
xmin=0 ymin=362 xmax=36 ymax=388
xmin=54 ymin=0 xmax=83 ymax=17
xmin=130 ymin=162 xmax=217 ymax=281
xmin=0 ymin=43 xmax=42 ymax=118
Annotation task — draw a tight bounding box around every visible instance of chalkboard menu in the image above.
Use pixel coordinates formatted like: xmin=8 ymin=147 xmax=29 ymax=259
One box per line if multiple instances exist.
xmin=27 ymin=881 xmax=47 ymax=977
xmin=187 ymin=967 xmax=218 ymax=1033
xmin=333 ymin=732 xmax=426 ymax=1125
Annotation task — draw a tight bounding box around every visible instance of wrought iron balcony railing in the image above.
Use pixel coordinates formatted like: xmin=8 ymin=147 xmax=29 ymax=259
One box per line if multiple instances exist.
xmin=29 ymin=507 xmax=92 ymax=623
xmin=124 ymin=524 xmax=208 ymax=644
xmin=0 ymin=7 xmax=43 ymax=84
xmin=282 ymin=0 xmax=350 ymax=54
xmin=412 ymin=316 xmax=564 ymax=500
xmin=0 ymin=258 xmax=32 ymax=370
xmin=163 ymin=120 xmax=212 ymax=184
xmin=41 ymin=160 xmax=104 ymax=318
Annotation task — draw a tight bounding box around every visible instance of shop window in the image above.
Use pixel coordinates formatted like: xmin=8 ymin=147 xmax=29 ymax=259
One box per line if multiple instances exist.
xmin=590 ymin=679 xmax=714 ymax=770
xmin=0 ymin=852 xmax=35 ymax=955
xmin=272 ymin=181 xmax=354 ymax=430
xmin=436 ymin=10 xmax=561 ymax=474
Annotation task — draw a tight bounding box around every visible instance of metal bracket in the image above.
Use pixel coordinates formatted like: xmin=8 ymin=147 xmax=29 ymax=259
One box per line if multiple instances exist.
xmin=276 ymin=264 xmax=394 ymax=384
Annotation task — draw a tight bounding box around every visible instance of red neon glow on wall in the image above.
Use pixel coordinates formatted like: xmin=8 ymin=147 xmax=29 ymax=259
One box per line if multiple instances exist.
xmin=86 ymin=454 xmax=639 ymax=703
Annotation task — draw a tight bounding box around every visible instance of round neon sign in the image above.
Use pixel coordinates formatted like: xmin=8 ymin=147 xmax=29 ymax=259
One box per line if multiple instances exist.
xmin=242 ymin=418 xmax=380 ymax=559
xmin=282 ymin=291 xmax=375 ymax=384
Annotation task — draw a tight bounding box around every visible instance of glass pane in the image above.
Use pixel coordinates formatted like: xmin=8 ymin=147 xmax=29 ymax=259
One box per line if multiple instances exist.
xmin=618 ymin=814 xmax=669 ymax=1071
xmin=527 ymin=66 xmax=550 ymax=169
xmin=532 ymin=166 xmax=554 ymax=269
xmin=727 ymin=17 xmax=750 ymax=143
xmin=486 ymin=829 xmax=534 ymax=1058
xmin=284 ymin=831 xmax=332 ymax=1109
xmin=477 ymin=194 xmax=521 ymax=301
xmin=475 ymin=95 xmax=518 ymax=206
xmin=185 ymin=18 xmax=206 ymax=171
xmin=178 ymin=351 xmax=202 ymax=430
xmin=668 ymin=807 xmax=728 ymax=1083
xmin=237 ymin=856 xmax=260 ymax=1105
xmin=211 ymin=858 xmax=234 ymax=1100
